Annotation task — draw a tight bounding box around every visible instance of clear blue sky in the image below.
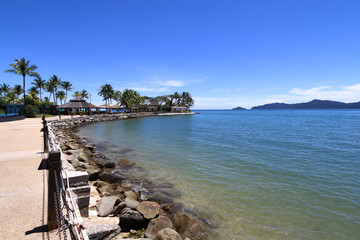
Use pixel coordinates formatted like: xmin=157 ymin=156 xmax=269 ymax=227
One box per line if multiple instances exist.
xmin=1 ymin=0 xmax=359 ymax=109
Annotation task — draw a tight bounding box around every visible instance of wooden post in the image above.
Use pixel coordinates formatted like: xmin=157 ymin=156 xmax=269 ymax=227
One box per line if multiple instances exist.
xmin=43 ymin=120 xmax=49 ymax=153
xmin=47 ymin=151 xmax=62 ymax=231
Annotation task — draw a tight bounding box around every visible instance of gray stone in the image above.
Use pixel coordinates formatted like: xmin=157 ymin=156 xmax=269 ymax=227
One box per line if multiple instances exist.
xmin=173 ymin=213 xmax=207 ymax=240
xmin=125 ymin=197 xmax=139 ymax=209
xmin=85 ymin=223 xmax=120 ymax=240
xmin=154 ymin=228 xmax=181 ymax=240
xmin=113 ymin=202 xmax=126 ymax=215
xmin=99 ymin=171 xmax=125 ymax=184
xmin=104 ymin=162 xmax=116 ymax=168
xmin=96 ymin=196 xmax=121 ymax=217
xmin=87 ymin=168 xmax=101 ymax=181
xmin=124 ymin=190 xmax=139 ymax=200
xmin=145 ymin=216 xmax=173 ymax=239
xmin=137 ymin=201 xmax=160 ymax=219
xmin=119 ymin=208 xmax=145 ymax=231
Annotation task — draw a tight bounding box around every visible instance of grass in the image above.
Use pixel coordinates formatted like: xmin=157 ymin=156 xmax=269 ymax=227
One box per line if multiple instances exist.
xmin=35 ymin=114 xmax=57 ymax=118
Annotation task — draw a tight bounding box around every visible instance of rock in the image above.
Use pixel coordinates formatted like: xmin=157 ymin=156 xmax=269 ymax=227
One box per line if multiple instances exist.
xmin=87 ymin=169 xmax=101 ymax=181
xmin=154 ymin=228 xmax=181 ymax=240
xmin=92 ymin=158 xmax=106 ymax=168
xmin=104 ymin=162 xmax=116 ymax=168
xmin=121 ymin=181 xmax=132 ymax=190
xmin=145 ymin=216 xmax=173 ymax=239
xmin=84 ymin=144 xmax=96 ymax=152
xmin=137 ymin=201 xmax=160 ymax=219
xmin=96 ymin=196 xmax=121 ymax=217
xmin=113 ymin=202 xmax=126 ymax=215
xmin=124 ymin=190 xmax=139 ymax=201
xmin=118 ymin=158 xmax=136 ymax=167
xmin=66 ymin=154 xmax=78 ymax=163
xmin=119 ymin=208 xmax=145 ymax=232
xmin=173 ymin=213 xmax=207 ymax=240
xmin=85 ymin=224 xmax=120 ymax=240
xmin=65 ymin=143 xmax=79 ymax=150
xmin=125 ymin=197 xmax=140 ymax=209
xmin=99 ymin=172 xmax=125 ymax=184
xmin=119 ymin=148 xmax=133 ymax=154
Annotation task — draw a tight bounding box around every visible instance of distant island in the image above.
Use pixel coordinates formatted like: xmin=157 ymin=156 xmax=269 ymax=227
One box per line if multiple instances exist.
xmin=251 ymin=99 xmax=360 ymax=110
xmin=232 ymin=106 xmax=247 ymax=110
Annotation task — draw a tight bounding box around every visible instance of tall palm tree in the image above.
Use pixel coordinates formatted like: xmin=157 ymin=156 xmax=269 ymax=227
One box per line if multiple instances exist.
xmin=4 ymin=58 xmax=38 ymax=107
xmin=28 ymin=86 xmax=39 ymax=99
xmin=60 ymin=81 xmax=73 ymax=102
xmin=72 ymin=91 xmax=81 ymax=97
xmin=56 ymin=91 xmax=66 ymax=105
xmin=32 ymin=76 xmax=46 ymax=102
xmin=98 ymin=84 xmax=114 ymax=113
xmin=79 ymin=89 xmax=89 ymax=99
xmin=48 ymin=75 xmax=61 ymax=103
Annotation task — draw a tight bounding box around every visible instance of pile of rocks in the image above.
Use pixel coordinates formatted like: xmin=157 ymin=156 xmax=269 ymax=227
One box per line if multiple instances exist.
xmin=49 ymin=114 xmax=208 ymax=240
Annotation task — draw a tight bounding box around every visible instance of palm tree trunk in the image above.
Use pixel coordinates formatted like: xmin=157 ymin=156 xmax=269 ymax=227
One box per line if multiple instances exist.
xmin=23 ymin=75 xmax=26 ymax=107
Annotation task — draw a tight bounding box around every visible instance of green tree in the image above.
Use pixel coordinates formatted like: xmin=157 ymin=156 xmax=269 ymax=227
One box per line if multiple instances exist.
xmin=0 ymin=83 xmax=11 ymax=99
xmin=48 ymin=75 xmax=61 ymax=104
xmin=56 ymin=90 xmax=66 ymax=105
xmin=98 ymin=84 xmax=114 ymax=113
xmin=72 ymin=91 xmax=81 ymax=97
xmin=4 ymin=58 xmax=38 ymax=107
xmin=60 ymin=81 xmax=73 ymax=102
xmin=121 ymin=89 xmax=142 ymax=112
xmin=79 ymin=89 xmax=89 ymax=99
xmin=32 ymin=76 xmax=46 ymax=102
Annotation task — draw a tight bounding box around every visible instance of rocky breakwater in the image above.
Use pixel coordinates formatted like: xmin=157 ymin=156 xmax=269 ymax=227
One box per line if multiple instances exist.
xmin=49 ymin=113 xmax=207 ymax=240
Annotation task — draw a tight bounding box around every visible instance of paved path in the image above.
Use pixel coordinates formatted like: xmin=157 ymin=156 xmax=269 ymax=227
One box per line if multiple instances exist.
xmin=0 ymin=116 xmax=73 ymax=240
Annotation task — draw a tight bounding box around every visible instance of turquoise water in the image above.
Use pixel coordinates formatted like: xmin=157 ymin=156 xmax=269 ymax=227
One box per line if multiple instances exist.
xmin=79 ymin=110 xmax=360 ymax=239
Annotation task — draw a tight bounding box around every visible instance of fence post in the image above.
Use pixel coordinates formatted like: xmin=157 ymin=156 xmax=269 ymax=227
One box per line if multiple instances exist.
xmin=47 ymin=151 xmax=62 ymax=231
xmin=42 ymin=120 xmax=49 ymax=153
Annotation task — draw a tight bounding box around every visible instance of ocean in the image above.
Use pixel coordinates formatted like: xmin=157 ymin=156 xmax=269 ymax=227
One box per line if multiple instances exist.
xmin=78 ymin=110 xmax=360 ymax=239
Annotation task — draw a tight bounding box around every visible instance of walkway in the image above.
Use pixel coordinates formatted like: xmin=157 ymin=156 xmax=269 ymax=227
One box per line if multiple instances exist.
xmin=0 ymin=116 xmax=73 ymax=240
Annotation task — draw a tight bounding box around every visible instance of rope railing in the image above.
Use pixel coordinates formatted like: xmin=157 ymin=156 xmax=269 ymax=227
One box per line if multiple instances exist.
xmin=41 ymin=118 xmax=89 ymax=240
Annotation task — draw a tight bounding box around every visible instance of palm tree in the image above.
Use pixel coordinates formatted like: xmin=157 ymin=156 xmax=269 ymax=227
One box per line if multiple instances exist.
xmin=56 ymin=91 xmax=66 ymax=105
xmin=79 ymin=89 xmax=89 ymax=99
xmin=28 ymin=86 xmax=39 ymax=99
xmin=13 ymin=85 xmax=23 ymax=100
xmin=72 ymin=91 xmax=81 ymax=97
xmin=32 ymin=76 xmax=46 ymax=102
xmin=48 ymin=75 xmax=61 ymax=104
xmin=171 ymin=91 xmax=181 ymax=106
xmin=0 ymin=83 xmax=11 ymax=98
xmin=121 ymin=89 xmax=142 ymax=112
xmin=4 ymin=58 xmax=38 ymax=107
xmin=60 ymin=81 xmax=73 ymax=103
xmin=98 ymin=84 xmax=114 ymax=113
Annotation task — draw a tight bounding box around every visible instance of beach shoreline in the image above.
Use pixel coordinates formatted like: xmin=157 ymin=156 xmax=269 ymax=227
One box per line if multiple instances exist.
xmin=48 ymin=112 xmax=208 ymax=239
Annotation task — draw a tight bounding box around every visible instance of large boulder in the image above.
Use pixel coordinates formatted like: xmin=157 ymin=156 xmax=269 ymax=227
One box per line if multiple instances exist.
xmin=137 ymin=201 xmax=160 ymax=219
xmin=173 ymin=213 xmax=207 ymax=240
xmin=96 ymin=196 xmax=121 ymax=217
xmin=124 ymin=190 xmax=139 ymax=200
xmin=125 ymin=197 xmax=140 ymax=209
xmin=145 ymin=216 xmax=173 ymax=239
xmin=99 ymin=172 xmax=125 ymax=184
xmin=119 ymin=208 xmax=145 ymax=231
xmin=154 ymin=228 xmax=181 ymax=240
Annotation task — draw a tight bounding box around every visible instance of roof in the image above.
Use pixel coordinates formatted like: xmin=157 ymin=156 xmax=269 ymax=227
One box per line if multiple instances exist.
xmin=57 ymin=98 xmax=91 ymax=109
xmin=148 ymin=102 xmax=160 ymax=106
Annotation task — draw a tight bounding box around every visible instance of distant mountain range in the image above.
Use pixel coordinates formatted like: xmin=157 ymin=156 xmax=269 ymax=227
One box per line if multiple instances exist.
xmin=251 ymin=100 xmax=360 ymax=110
xmin=232 ymin=99 xmax=360 ymax=110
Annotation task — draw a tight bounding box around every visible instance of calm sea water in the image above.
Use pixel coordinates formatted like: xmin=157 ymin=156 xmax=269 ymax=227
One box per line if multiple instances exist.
xmin=79 ymin=110 xmax=360 ymax=240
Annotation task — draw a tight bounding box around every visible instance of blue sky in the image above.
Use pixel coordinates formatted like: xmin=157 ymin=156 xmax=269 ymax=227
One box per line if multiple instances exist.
xmin=1 ymin=0 xmax=359 ymax=109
